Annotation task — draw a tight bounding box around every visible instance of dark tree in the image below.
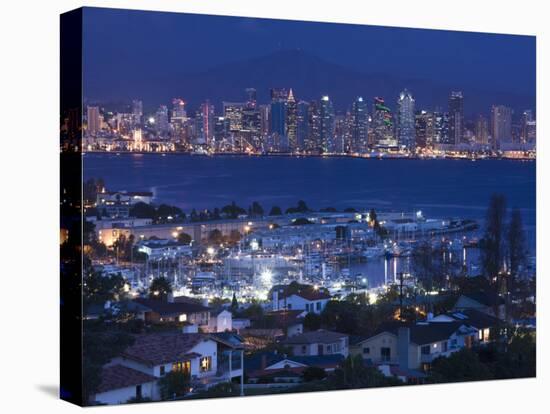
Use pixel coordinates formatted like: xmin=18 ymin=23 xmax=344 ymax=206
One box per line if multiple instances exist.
xmin=430 ymin=349 xmax=493 ymax=383
xmin=269 ymin=206 xmax=282 ymax=216
xmin=248 ymin=201 xmax=264 ymax=217
xmin=208 ymin=229 xmax=224 ymax=245
xmin=228 ymin=229 xmax=242 ymax=244
xmin=129 ymin=202 xmax=156 ymax=219
xmin=158 ymin=371 xmax=190 ymax=400
xmin=303 ymin=312 xmax=322 ymax=331
xmin=507 ymin=209 xmax=527 ymax=290
xmin=221 ymin=201 xmax=246 ymax=219
xmin=156 ymin=204 xmax=184 ymax=221
xmin=83 ymin=271 xmax=126 ymax=311
xmin=148 ymin=277 xmax=172 ymax=301
xmin=292 ymin=217 xmax=314 ymax=226
xmin=480 ymin=194 xmax=507 ymax=316
xmin=481 ymin=194 xmax=507 ymax=279
xmin=302 ymin=366 xmax=326 ymax=382
xmin=230 ymin=292 xmax=239 ymax=313
xmin=177 ymin=232 xmax=192 ymax=245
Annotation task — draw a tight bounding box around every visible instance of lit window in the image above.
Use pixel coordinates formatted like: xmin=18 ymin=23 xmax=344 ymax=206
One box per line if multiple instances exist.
xmin=200 ymin=356 xmax=211 ymax=372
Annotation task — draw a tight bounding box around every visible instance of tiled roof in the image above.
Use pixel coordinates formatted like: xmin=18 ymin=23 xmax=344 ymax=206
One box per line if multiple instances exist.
xmin=96 ymin=364 xmax=156 ymax=393
xmin=448 ymin=309 xmax=502 ymax=329
xmin=133 ymin=298 xmax=210 ymax=317
xmin=122 ymin=332 xmax=207 ymax=366
xmin=266 ymin=310 xmax=305 ymax=327
xmin=283 ymin=329 xmax=348 ymax=345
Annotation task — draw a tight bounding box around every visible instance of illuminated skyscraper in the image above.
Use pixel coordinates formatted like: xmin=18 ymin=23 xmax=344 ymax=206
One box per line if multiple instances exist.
xmin=245 ymin=88 xmax=257 ymax=109
xmin=223 ymin=102 xmax=245 ymax=132
xmin=318 ymin=95 xmax=335 ymax=153
xmin=196 ymin=100 xmax=215 ymax=146
xmin=154 ymin=105 xmax=170 ymax=135
xmin=296 ymin=100 xmax=309 ymax=151
xmin=396 ymin=89 xmax=416 ymax=150
xmin=270 ymin=88 xmax=287 ymax=141
xmin=86 ymin=106 xmax=100 ymax=136
xmin=491 ymin=105 xmax=513 ymax=149
xmin=449 ymin=91 xmax=464 ymax=145
xmin=475 ymin=114 xmax=489 ymax=145
xmin=372 ymin=97 xmax=395 ymax=147
xmin=132 ymin=99 xmax=143 ymax=126
xmin=259 ymin=104 xmax=270 ymax=137
xmin=415 ymin=110 xmax=433 ymax=149
xmin=286 ymin=88 xmax=298 ymax=151
xmin=350 ymin=97 xmax=368 ymax=153
xmin=434 ymin=111 xmax=450 ymax=145
xmin=521 ymin=110 xmax=536 ymax=145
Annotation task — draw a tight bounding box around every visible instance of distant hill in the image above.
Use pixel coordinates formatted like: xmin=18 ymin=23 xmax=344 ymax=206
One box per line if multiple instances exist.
xmin=88 ymin=49 xmax=535 ymax=117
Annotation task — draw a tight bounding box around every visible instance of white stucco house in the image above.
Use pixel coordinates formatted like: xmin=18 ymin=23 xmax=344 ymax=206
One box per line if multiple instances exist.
xmin=350 ymin=322 xmax=478 ymax=371
xmin=206 ymin=309 xmax=232 ymax=332
xmin=271 ymin=285 xmax=332 ymax=314
xmin=92 ymin=364 xmax=156 ymax=405
xmin=283 ymin=329 xmax=349 ymax=357
xmin=98 ymin=332 xmax=244 ymax=403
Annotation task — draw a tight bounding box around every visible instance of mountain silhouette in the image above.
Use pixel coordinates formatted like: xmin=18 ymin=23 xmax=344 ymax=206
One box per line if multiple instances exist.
xmin=95 ymin=49 xmax=535 ymax=117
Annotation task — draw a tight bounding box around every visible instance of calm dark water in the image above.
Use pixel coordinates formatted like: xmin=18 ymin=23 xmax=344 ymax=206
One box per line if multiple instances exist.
xmin=84 ymin=153 xmax=536 ymax=247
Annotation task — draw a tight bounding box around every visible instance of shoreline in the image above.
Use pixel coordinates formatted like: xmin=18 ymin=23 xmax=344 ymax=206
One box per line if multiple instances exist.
xmin=82 ymin=151 xmax=536 ymax=162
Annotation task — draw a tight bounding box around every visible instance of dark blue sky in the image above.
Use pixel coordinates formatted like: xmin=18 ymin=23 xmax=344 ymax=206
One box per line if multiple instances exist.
xmin=82 ymin=7 xmax=535 ymax=114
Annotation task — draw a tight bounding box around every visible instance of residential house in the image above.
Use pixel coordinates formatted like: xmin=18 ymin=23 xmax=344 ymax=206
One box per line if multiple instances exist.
xmin=245 ymin=351 xmax=344 ymax=384
xmin=132 ymin=297 xmax=210 ymax=327
xmin=350 ymin=322 xmax=477 ymax=371
xmin=106 ymin=332 xmax=244 ymax=402
xmin=454 ymin=292 xmax=505 ymax=320
xmin=430 ymin=309 xmax=502 ymax=344
xmin=205 ymin=309 xmax=232 ymax=333
xmin=232 ymin=318 xmax=251 ymax=333
xmin=271 ymin=285 xmax=332 ymax=314
xmin=91 ymin=364 xmax=156 ymax=405
xmin=283 ymin=329 xmax=349 ymax=357
xmin=266 ymin=310 xmax=306 ymax=337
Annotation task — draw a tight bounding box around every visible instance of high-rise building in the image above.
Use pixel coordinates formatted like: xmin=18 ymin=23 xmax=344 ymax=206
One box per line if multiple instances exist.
xmin=171 ymin=98 xmax=187 ymax=119
xmin=491 ymin=105 xmax=513 ymax=149
xmin=259 ymin=104 xmax=270 ymax=138
xmin=415 ymin=110 xmax=434 ymax=149
xmin=170 ymin=98 xmax=187 ymax=142
xmin=475 ymin=114 xmax=489 ymax=145
xmin=223 ymin=102 xmax=245 ymax=132
xmin=87 ymin=106 xmax=100 ymax=136
xmin=396 ymin=89 xmax=416 ymax=150
xmin=270 ymin=88 xmax=288 ymax=140
xmin=318 ymin=95 xmax=335 ymax=153
xmin=449 ymin=91 xmax=464 ymax=146
xmin=286 ymin=89 xmax=298 ymax=152
xmin=308 ymin=100 xmax=320 ymax=152
xmin=296 ymin=101 xmax=309 ymax=152
xmin=521 ymin=110 xmax=536 ymax=145
xmin=350 ymin=97 xmax=368 ymax=153
xmin=434 ymin=111 xmax=450 ymax=145
xmin=372 ymin=97 xmax=395 ymax=147
xmin=154 ymin=105 xmax=170 ymax=135
xmin=245 ymin=88 xmax=257 ymax=109
xmin=195 ymin=100 xmax=215 ymax=146
xmin=132 ymin=99 xmax=143 ymax=126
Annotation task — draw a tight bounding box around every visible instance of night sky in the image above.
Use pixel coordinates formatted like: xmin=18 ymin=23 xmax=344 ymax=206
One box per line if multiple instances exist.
xmin=82 ymin=7 xmax=536 ymax=114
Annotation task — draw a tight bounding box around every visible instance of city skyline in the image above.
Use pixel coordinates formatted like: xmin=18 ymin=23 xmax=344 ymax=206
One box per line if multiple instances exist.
xmin=82 ymin=85 xmax=536 ymax=157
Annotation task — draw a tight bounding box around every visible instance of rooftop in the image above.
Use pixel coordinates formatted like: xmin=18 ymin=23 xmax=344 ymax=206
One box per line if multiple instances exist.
xmin=283 ymin=329 xmax=348 ymax=345
xmin=122 ymin=332 xmax=208 ymax=366
xmin=96 ymin=364 xmax=156 ymax=394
